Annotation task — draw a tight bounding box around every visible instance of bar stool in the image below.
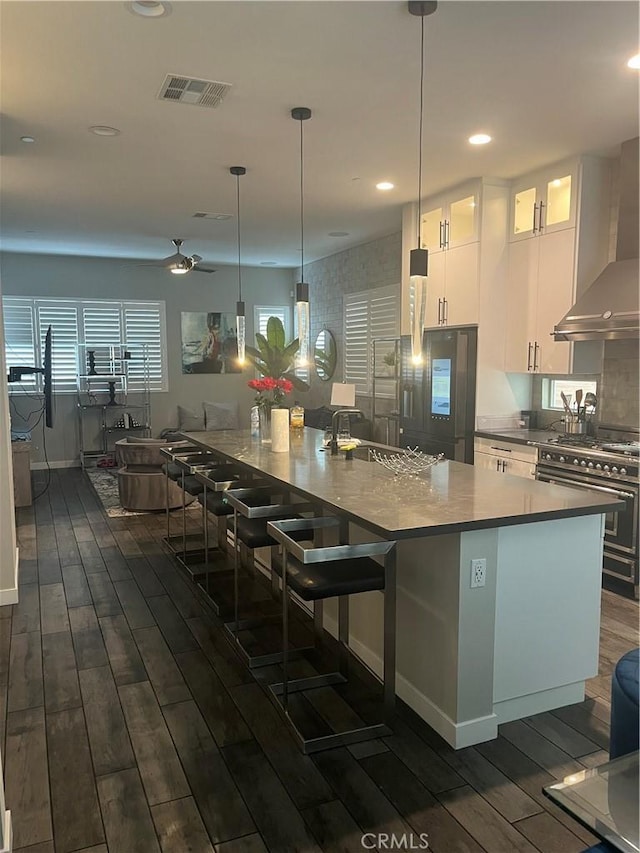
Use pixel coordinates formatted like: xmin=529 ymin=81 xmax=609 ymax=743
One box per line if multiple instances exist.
xmin=223 ymin=485 xmax=317 ymax=668
xmin=266 ymin=516 xmax=397 ymax=754
xmin=160 ymin=446 xmax=218 ymax=561
xmin=195 ymin=472 xmax=267 ymax=616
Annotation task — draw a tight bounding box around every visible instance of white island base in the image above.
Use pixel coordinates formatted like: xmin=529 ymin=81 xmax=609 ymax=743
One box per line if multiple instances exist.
xmin=319 ymin=512 xmax=604 ymax=749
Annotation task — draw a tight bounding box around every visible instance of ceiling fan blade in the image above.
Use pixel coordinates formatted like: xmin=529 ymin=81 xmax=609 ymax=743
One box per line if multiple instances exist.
xmin=191 ymin=253 xmax=203 ymax=263
xmin=191 ymin=266 xmax=216 ymax=274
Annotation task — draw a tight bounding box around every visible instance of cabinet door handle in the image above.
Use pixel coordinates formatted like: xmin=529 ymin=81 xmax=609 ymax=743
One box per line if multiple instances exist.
xmin=534 ymin=341 xmax=540 ymax=371
xmin=532 ymin=203 xmax=538 ymax=234
xmin=444 ymin=220 xmax=450 ymax=248
xmin=491 ymin=446 xmax=511 ymax=452
xmin=437 ymin=298 xmax=441 ymax=324
xmin=443 ymin=298 xmax=448 ymax=324
xmin=439 ymin=222 xmax=445 ymax=250
xmin=538 ymin=201 xmax=545 ymax=232
xmin=527 ymin=342 xmax=533 ymax=371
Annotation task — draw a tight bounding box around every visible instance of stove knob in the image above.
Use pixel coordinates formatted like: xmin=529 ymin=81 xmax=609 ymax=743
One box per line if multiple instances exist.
xmin=612 ymin=466 xmax=619 ymax=474
xmin=559 ymin=456 xmax=565 ymax=463
xmin=545 ymin=453 xmax=552 ymax=461
xmin=588 ymin=462 xmax=594 ymax=468
xmin=595 ymin=463 xmax=602 ymax=470
xmin=580 ymin=460 xmax=587 ymax=467
xmin=603 ymin=465 xmax=610 ymax=472
xmin=620 ymin=468 xmax=627 ymax=476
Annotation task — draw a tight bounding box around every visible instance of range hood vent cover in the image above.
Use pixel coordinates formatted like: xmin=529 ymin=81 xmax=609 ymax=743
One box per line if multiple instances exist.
xmin=554 ymin=137 xmax=639 ymax=342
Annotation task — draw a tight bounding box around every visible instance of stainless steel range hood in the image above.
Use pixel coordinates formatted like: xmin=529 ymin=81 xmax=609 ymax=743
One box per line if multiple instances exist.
xmin=554 ymin=138 xmax=639 ymax=342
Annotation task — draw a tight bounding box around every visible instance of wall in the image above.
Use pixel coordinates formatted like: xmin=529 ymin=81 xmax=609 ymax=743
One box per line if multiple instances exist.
xmin=0 ymin=274 xmax=18 ymax=604
xmin=298 ymin=232 xmax=402 ymax=421
xmin=1 ymin=251 xmax=293 ymax=464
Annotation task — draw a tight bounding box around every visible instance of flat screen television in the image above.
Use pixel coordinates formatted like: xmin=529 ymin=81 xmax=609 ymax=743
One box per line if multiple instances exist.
xmin=7 ymin=324 xmax=54 ymax=428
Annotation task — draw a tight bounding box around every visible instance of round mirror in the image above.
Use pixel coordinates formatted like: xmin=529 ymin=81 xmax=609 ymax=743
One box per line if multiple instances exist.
xmin=314 ymin=329 xmax=337 ymax=381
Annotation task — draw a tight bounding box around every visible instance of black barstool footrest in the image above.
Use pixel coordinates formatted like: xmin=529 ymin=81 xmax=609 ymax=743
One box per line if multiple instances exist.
xmin=270 ymin=672 xmax=346 ymax=695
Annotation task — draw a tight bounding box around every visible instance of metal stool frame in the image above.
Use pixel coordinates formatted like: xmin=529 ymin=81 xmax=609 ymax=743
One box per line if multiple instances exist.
xmin=222 ymin=486 xmax=317 ymax=668
xmin=266 ymin=516 xmax=397 ymax=754
xmin=161 ymin=448 xmax=218 ymax=561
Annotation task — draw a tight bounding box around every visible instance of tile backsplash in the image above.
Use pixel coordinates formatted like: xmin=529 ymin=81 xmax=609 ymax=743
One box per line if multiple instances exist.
xmin=599 ymin=338 xmax=640 ymax=427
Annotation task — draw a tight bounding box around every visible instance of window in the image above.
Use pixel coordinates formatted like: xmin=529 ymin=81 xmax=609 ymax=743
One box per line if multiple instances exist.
xmin=344 ymin=284 xmax=400 ymax=394
xmin=543 ymin=378 xmax=598 ymax=410
xmin=253 ymin=305 xmax=291 ymax=340
xmin=2 ymin=297 xmax=168 ymax=392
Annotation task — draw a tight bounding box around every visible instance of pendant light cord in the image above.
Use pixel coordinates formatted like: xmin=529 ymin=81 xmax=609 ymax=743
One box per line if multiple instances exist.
xmin=299 ymin=116 xmax=305 ymax=279
xmin=417 ymin=13 xmax=425 ymax=247
xmin=236 ymin=174 xmax=242 ymax=302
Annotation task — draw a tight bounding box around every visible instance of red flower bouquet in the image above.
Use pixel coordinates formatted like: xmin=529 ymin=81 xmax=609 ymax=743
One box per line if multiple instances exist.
xmin=248 ymin=377 xmax=294 ymax=410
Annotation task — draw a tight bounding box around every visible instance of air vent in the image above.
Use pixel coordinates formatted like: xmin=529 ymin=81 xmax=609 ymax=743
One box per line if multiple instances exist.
xmin=158 ymin=75 xmax=232 ymax=109
xmin=192 ymin=213 xmax=233 ymax=221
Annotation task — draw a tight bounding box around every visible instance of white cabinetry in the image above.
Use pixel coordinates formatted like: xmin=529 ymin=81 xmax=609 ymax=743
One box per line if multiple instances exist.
xmin=474 ymin=437 xmax=537 ymax=480
xmin=415 ymin=178 xmax=506 ymax=328
xmin=504 ymin=156 xmax=611 ymax=374
xmin=421 ymin=182 xmax=479 ymax=253
xmin=510 ymin=159 xmax=578 ymax=242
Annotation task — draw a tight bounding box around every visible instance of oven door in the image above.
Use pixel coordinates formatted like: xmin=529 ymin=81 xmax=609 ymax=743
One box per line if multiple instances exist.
xmin=536 ymin=467 xmax=638 ymax=559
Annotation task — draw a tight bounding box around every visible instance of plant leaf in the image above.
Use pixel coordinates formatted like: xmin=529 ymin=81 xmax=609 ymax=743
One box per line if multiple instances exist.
xmin=282 ymin=371 xmax=310 ymax=392
xmin=266 ymin=316 xmax=285 ymax=351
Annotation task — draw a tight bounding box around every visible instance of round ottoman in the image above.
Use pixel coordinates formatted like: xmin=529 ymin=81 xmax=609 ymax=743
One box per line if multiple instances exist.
xmin=610 ymin=647 xmax=639 ymax=760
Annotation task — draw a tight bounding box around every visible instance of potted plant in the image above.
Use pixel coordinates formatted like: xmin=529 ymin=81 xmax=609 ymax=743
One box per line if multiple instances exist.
xmin=245 ymin=317 xmax=309 ymax=439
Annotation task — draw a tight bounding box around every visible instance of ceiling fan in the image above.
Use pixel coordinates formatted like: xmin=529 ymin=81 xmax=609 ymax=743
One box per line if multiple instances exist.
xmin=145 ymin=238 xmax=216 ymax=275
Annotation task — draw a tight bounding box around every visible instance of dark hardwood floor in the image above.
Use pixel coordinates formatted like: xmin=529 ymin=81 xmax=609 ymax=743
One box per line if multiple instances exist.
xmin=1 ymin=469 xmax=637 ymax=853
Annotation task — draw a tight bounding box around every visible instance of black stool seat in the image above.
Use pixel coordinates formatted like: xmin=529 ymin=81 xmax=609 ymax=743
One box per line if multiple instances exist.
xmin=198 ymin=492 xmax=234 ymax=517
xmin=229 ymin=514 xmax=314 ymax=550
xmin=162 ymin=462 xmax=182 ymax=481
xmin=285 ymin=554 xmax=385 ymax=601
xmin=182 ymin=475 xmax=205 ymax=496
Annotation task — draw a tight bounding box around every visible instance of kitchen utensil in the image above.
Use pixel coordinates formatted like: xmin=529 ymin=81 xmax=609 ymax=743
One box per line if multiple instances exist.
xmin=584 ymin=392 xmax=597 ymax=409
xmin=575 ymin=389 xmax=583 ymax=413
xmin=560 ymin=392 xmax=572 ymax=416
xmin=564 ymin=419 xmax=588 ymax=435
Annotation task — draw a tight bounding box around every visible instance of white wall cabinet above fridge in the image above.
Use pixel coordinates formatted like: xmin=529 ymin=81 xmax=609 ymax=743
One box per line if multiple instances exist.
xmin=504 ymin=156 xmax=611 ymax=375
xmin=420 ymin=182 xmax=480 ymax=253
xmin=403 ymin=178 xmax=508 ymax=330
xmin=510 ymin=159 xmax=579 ymax=242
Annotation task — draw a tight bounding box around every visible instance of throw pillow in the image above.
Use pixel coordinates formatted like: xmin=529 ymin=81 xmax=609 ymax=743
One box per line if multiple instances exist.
xmin=203 ymin=401 xmax=239 ymax=431
xmin=178 ymin=405 xmax=205 ymax=432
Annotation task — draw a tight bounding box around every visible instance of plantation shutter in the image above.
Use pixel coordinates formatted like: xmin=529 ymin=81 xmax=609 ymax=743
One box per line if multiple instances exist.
xmin=124 ymin=303 xmax=166 ymax=391
xmin=81 ymin=303 xmax=123 ymax=389
xmin=3 ymin=298 xmax=37 ymax=390
xmin=37 ymin=303 xmax=79 ymax=391
xmin=344 ymin=284 xmax=399 ymax=395
xmin=254 ymin=306 xmax=290 ymax=340
xmin=343 ymin=293 xmax=369 ymax=394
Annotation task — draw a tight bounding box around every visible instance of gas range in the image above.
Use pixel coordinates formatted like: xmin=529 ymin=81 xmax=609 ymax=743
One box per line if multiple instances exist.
xmin=536 ymin=425 xmax=640 ymax=483
xmin=537 ymin=444 xmax=639 ymax=483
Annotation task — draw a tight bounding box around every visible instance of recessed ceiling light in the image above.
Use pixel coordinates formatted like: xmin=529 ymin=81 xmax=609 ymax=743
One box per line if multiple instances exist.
xmin=628 ymin=54 xmax=640 ymax=69
xmin=376 ymin=181 xmax=395 ymax=191
xmin=469 ymin=133 xmax=492 ymax=145
xmin=328 ymin=231 xmax=350 ymax=237
xmin=20 ymin=136 xmax=35 ymax=143
xmin=89 ymin=125 xmax=121 ymax=137
xmin=126 ymin=1 xmax=171 ymax=18
xmin=260 ymin=262 xmax=277 ymax=266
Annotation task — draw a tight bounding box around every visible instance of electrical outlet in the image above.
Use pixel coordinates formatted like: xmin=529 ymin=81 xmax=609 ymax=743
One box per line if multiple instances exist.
xmin=470 ymin=558 xmax=486 ymax=588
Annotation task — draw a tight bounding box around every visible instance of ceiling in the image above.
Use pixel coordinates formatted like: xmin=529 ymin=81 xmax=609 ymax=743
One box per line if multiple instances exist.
xmin=1 ymin=0 xmax=638 ymax=269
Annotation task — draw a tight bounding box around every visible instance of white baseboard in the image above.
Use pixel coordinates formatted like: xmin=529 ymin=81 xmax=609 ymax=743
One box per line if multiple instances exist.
xmin=0 ymin=809 xmax=11 ymax=852
xmin=0 ymin=548 xmax=19 ymax=607
xmin=31 ymin=460 xmax=80 ymax=470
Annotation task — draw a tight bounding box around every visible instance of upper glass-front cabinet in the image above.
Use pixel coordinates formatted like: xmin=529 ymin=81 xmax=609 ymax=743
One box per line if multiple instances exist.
xmin=510 ymin=161 xmax=578 ymax=241
xmin=420 ymin=185 xmax=479 ymax=253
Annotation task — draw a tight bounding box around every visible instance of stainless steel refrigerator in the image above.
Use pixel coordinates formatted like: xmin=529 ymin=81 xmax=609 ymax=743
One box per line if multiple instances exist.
xmin=399 ymin=325 xmax=477 ymax=463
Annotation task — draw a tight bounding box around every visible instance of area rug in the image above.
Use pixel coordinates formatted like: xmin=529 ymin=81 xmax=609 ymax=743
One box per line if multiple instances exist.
xmin=85 ymin=469 xmax=200 ymax=518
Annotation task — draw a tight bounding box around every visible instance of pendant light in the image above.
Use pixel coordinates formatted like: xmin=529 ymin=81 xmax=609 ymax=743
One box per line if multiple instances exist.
xmin=230 ymin=166 xmax=247 ymax=365
xmin=408 ymin=1 xmax=437 ymax=365
xmin=291 ymin=106 xmax=312 ymax=367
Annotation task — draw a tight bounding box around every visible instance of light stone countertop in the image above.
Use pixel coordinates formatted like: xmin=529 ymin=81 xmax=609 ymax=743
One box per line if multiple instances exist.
xmin=182 ymin=428 xmax=623 ymax=540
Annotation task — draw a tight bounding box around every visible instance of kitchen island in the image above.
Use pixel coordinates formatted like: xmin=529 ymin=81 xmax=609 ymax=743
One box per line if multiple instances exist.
xmin=183 ymin=428 xmax=622 ymax=748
